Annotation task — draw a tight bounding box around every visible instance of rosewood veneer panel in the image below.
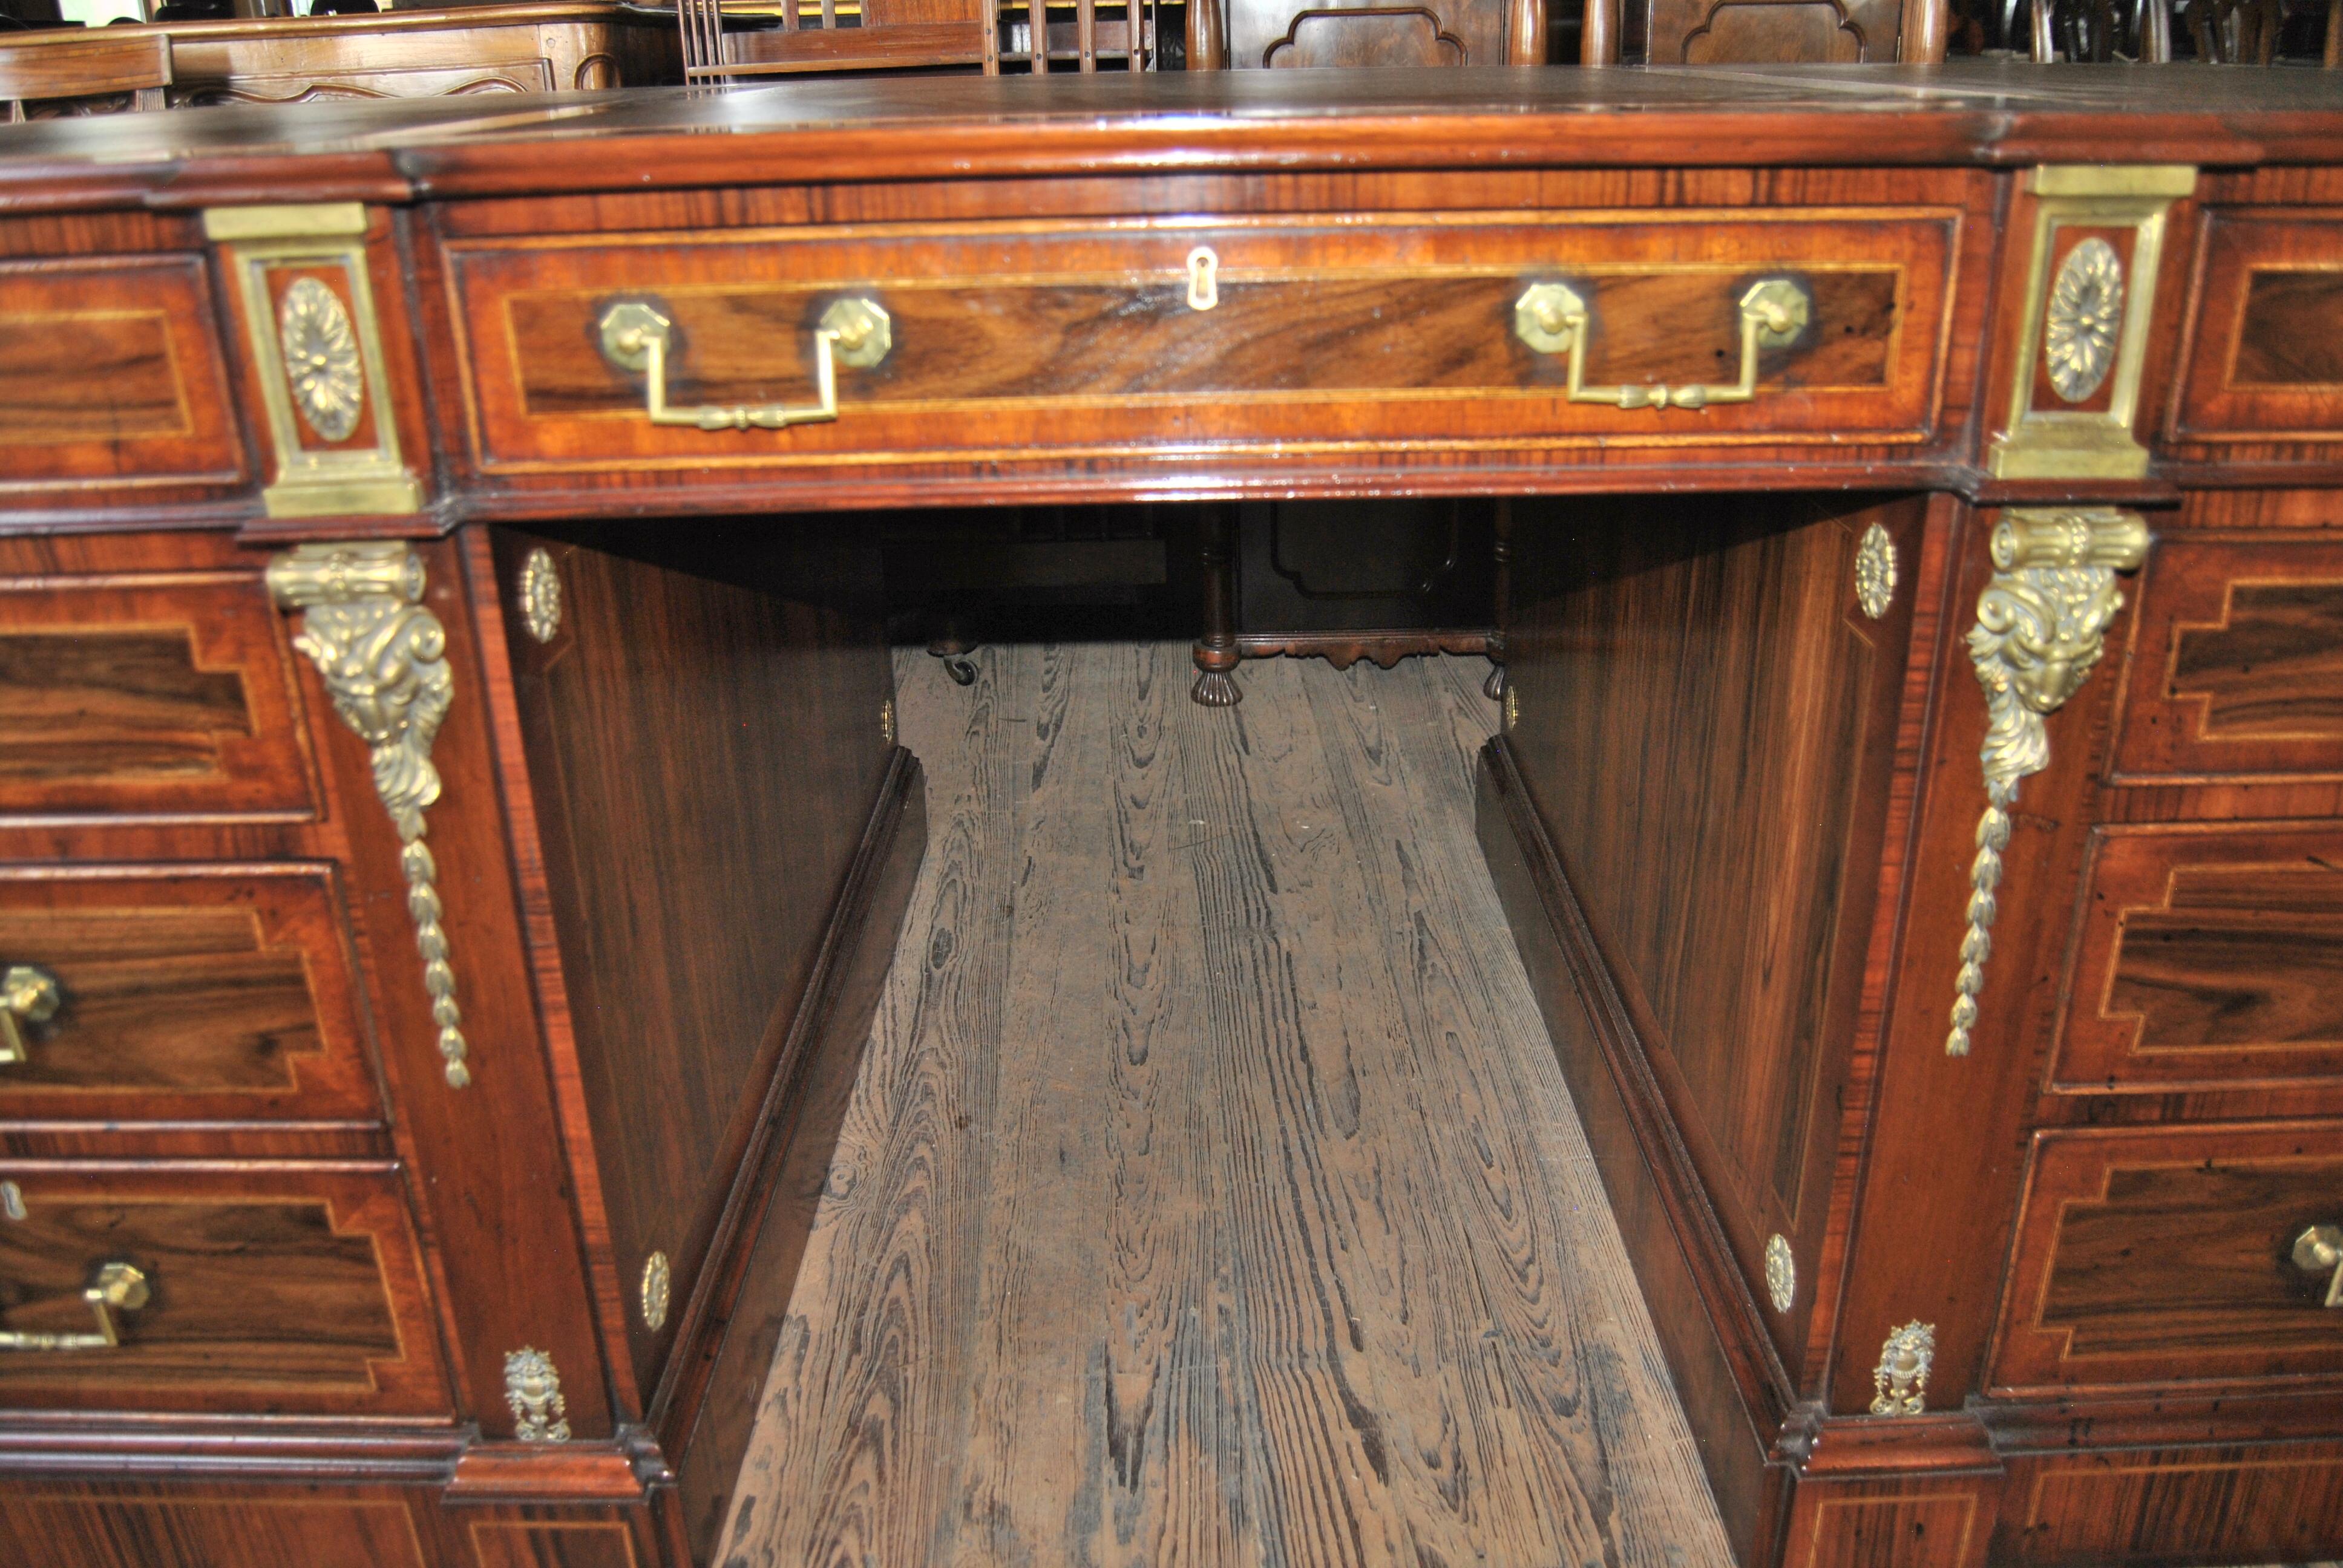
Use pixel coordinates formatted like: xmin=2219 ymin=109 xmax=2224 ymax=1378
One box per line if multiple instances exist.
xmin=0 ymin=571 xmax=318 ymax=822
xmin=2108 ymin=533 xmax=2343 ymax=783
xmin=0 ymin=255 xmax=245 ymax=498
xmin=488 ymin=526 xmax=893 ymax=1397
xmin=1991 ymin=1123 xmax=2343 ymax=1392
xmin=1502 ymin=493 xmax=1917 ymax=1376
xmin=0 ymin=865 xmax=380 ymax=1124
xmin=446 ymin=212 xmax=1955 ymax=478
xmin=0 ymin=1160 xmax=448 ymax=1416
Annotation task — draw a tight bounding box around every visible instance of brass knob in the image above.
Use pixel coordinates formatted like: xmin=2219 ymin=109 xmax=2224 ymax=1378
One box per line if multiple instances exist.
xmin=2294 ymin=1223 xmax=2343 ymax=1308
xmin=1 ymin=964 xmax=60 ymax=1065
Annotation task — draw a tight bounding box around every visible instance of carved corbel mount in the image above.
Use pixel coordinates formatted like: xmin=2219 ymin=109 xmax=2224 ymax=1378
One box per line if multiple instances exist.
xmin=268 ymin=542 xmax=471 ymax=1089
xmin=1945 ymin=508 xmax=2150 ymax=1057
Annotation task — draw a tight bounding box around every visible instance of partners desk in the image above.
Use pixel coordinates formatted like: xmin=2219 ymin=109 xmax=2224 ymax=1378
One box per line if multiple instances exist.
xmin=0 ymin=64 xmax=2339 ymax=1568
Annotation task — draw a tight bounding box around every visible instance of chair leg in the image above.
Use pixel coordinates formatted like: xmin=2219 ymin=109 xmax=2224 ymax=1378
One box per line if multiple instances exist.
xmin=1191 ymin=505 xmax=1241 ymax=707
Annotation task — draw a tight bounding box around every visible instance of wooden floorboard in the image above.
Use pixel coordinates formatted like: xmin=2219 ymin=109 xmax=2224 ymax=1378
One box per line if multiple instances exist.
xmin=718 ymin=645 xmax=1735 ymax=1568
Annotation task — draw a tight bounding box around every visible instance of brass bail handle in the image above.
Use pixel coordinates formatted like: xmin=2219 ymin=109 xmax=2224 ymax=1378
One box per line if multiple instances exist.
xmin=2295 ymin=1223 xmax=2343 ymax=1308
xmin=598 ymin=296 xmax=892 ymax=431
xmin=0 ymin=1260 xmax=151 ymax=1352
xmin=1513 ymin=276 xmax=1811 ymax=411
xmin=0 ymin=964 xmax=60 ymax=1065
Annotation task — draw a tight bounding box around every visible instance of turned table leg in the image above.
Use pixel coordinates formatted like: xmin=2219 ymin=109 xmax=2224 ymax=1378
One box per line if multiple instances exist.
xmin=1191 ymin=504 xmax=1241 ymax=707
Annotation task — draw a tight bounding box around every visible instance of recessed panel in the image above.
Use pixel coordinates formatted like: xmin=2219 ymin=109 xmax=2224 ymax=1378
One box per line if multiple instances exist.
xmin=0 ymin=573 xmax=318 ymax=820
xmin=0 ymin=255 xmax=246 ymax=493
xmin=0 ymin=867 xmax=381 ymax=1125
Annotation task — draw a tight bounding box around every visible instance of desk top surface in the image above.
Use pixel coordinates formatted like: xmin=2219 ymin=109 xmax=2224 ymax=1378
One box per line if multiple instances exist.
xmin=4 ymin=62 xmax=2342 ymax=210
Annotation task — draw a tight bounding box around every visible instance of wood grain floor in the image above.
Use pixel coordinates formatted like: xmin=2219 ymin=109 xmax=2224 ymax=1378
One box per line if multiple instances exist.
xmin=716 ymin=644 xmax=1735 ymax=1568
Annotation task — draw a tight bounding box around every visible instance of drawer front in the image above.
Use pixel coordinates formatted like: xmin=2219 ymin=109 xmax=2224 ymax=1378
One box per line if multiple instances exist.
xmin=0 ymin=255 xmax=246 ymax=495
xmin=0 ymin=570 xmax=319 ymax=820
xmin=450 ymin=212 xmax=1957 ymax=472
xmin=2052 ymin=826 xmax=2343 ymax=1096
xmin=2108 ymin=533 xmax=2343 ymax=783
xmin=0 ymin=867 xmax=381 ymax=1125
xmin=1991 ymin=1125 xmax=2343 ymax=1392
xmin=0 ymin=1161 xmax=447 ymax=1416
xmin=2175 ymin=212 xmax=2343 ymax=444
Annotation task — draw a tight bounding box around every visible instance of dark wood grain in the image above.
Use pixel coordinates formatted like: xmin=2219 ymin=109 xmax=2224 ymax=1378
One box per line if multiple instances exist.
xmin=0 ymin=572 xmax=315 ymax=819
xmin=2108 ymin=534 xmax=2343 ymax=782
xmin=488 ymin=523 xmax=892 ymax=1401
xmin=0 ymin=1488 xmax=431 ymax=1568
xmin=0 ymin=1161 xmax=448 ymax=1415
xmin=1499 ymin=492 xmax=1919 ymax=1380
xmin=0 ymin=255 xmax=244 ymax=498
xmin=0 ymin=867 xmax=379 ymax=1122
xmin=2051 ymin=825 xmax=2343 ymax=1093
xmin=1990 ymin=1123 xmax=2343 ymax=1390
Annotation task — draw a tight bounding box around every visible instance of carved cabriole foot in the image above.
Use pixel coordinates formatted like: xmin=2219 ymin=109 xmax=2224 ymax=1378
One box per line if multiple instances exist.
xmin=1483 ymin=660 xmax=1507 ymax=702
xmin=267 ymin=541 xmax=471 ymax=1088
xmin=1944 ymin=508 xmax=2150 ymax=1057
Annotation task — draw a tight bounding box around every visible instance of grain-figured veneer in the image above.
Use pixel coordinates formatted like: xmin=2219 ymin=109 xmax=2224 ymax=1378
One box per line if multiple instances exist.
xmin=0 ymin=865 xmax=379 ymax=1125
xmin=0 ymin=255 xmax=245 ymax=500
xmin=2050 ymin=823 xmax=2343 ymax=1094
xmin=0 ymin=1160 xmax=448 ymax=1416
xmin=0 ymin=569 xmax=319 ymax=822
xmin=1990 ymin=1122 xmax=2343 ymax=1392
xmin=2107 ymin=531 xmax=2343 ymax=783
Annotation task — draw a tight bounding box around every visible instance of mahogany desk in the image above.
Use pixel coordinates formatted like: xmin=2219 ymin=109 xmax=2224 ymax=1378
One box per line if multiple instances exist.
xmin=1 ymin=65 xmax=2341 ymax=1568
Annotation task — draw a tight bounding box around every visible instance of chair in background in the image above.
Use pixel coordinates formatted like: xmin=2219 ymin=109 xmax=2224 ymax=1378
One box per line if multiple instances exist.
xmin=1186 ymin=0 xmax=1542 ymax=68
xmin=2006 ymin=0 xmax=2334 ymax=64
xmin=678 ymin=0 xmax=997 ymax=82
xmin=1581 ymin=0 xmax=1944 ymax=61
xmin=0 ymin=28 xmax=168 ymax=120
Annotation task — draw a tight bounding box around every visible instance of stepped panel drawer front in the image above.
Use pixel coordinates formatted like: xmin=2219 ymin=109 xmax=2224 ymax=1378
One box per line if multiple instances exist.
xmin=2051 ymin=826 xmax=2343 ymax=1096
xmin=0 ymin=867 xmax=381 ymax=1126
xmin=0 ymin=1161 xmax=448 ymax=1416
xmin=0 ymin=571 xmax=319 ymax=821
xmin=447 ymin=212 xmax=1958 ymax=472
xmin=2108 ymin=534 xmax=2343 ymax=784
xmin=2175 ymin=213 xmax=2343 ymax=445
xmin=0 ymin=256 xmax=246 ymax=496
xmin=1991 ymin=1125 xmax=2343 ymax=1393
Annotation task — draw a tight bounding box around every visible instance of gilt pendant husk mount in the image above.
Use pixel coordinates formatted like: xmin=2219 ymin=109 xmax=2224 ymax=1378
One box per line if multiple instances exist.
xmin=269 ymin=543 xmax=471 ymax=1089
xmin=1945 ymin=509 xmax=2149 ymax=1057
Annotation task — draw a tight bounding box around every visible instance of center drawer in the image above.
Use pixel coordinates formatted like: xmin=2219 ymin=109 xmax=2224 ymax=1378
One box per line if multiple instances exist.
xmin=447 ymin=212 xmax=1958 ymax=475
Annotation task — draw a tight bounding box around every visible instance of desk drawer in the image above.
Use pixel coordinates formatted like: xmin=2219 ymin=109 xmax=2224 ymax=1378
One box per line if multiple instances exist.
xmin=0 ymin=569 xmax=318 ymax=820
xmin=0 ymin=1160 xmax=448 ymax=1416
xmin=0 ymin=256 xmax=247 ymax=497
xmin=2175 ymin=212 xmax=2343 ymax=445
xmin=1991 ymin=1125 xmax=2343 ymax=1393
xmin=2108 ymin=534 xmax=2343 ymax=784
xmin=449 ymin=212 xmax=1957 ymax=474
xmin=0 ymin=867 xmax=382 ymax=1126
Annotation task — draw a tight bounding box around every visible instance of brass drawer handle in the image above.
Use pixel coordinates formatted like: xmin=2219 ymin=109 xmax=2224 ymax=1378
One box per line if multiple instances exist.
xmin=597 ymin=296 xmax=892 ymax=431
xmin=0 ymin=965 xmax=59 ymax=1066
xmin=2295 ymin=1224 xmax=2343 ymax=1307
xmin=1513 ymin=278 xmax=1810 ymax=410
xmin=0 ymin=1261 xmax=150 ymax=1352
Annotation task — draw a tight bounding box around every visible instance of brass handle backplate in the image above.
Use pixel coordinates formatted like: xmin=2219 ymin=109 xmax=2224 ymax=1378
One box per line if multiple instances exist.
xmin=2295 ymin=1223 xmax=2343 ymax=1308
xmin=0 ymin=1261 xmax=149 ymax=1351
xmin=1513 ymin=277 xmax=1810 ymax=410
xmin=598 ymin=296 xmax=891 ymax=431
xmin=0 ymin=964 xmax=60 ymax=1066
